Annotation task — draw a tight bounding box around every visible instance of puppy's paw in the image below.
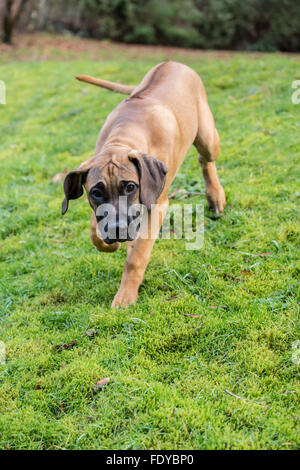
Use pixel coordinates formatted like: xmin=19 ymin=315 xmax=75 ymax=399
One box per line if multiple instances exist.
xmin=206 ymin=184 xmax=226 ymax=215
xmin=111 ymin=288 xmax=138 ymax=308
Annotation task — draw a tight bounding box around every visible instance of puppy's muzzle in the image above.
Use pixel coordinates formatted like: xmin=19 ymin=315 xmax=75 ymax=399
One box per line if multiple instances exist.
xmin=96 ymin=213 xmax=140 ymax=244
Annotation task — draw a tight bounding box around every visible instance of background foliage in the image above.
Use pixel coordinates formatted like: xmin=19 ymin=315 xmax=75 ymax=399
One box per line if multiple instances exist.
xmin=1 ymin=0 xmax=300 ymax=51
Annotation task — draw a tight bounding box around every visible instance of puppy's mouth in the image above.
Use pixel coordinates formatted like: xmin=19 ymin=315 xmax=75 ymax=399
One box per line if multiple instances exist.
xmin=96 ymin=215 xmax=140 ymax=244
xmin=104 ymin=236 xmax=134 ymax=244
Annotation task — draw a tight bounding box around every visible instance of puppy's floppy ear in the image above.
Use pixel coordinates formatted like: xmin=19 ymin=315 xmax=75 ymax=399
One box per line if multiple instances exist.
xmin=62 ymin=168 xmax=89 ymax=215
xmin=128 ymin=150 xmax=168 ymax=210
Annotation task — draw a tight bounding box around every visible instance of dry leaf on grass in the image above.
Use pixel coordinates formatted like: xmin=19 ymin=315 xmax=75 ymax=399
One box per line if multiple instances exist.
xmin=34 ymin=380 xmax=43 ymax=390
xmin=241 ymin=269 xmax=255 ymax=276
xmin=262 ymin=129 xmax=276 ymax=135
xmin=53 ymin=340 xmax=77 ymax=352
xmin=184 ymin=313 xmax=204 ymax=318
xmin=92 ymin=377 xmax=110 ymax=393
xmin=218 ymin=270 xmax=243 ymax=282
xmin=165 ymin=293 xmax=183 ymax=302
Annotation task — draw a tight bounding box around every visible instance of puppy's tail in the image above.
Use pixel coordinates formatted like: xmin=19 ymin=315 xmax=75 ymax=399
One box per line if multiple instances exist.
xmin=75 ymin=75 xmax=135 ymax=95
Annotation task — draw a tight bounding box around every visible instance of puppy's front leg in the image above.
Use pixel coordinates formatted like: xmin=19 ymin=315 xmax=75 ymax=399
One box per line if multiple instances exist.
xmin=112 ymin=200 xmax=169 ymax=308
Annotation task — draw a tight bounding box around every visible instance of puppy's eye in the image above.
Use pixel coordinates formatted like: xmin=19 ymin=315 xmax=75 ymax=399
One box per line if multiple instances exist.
xmin=90 ymin=186 xmax=104 ymax=199
xmin=125 ymin=182 xmax=136 ymax=194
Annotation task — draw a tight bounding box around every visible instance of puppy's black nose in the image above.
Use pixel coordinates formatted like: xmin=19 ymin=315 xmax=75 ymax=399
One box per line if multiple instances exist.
xmin=97 ymin=211 xmax=139 ymax=244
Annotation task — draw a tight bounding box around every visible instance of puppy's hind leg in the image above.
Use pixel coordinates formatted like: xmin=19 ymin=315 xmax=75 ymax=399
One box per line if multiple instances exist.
xmin=193 ymin=100 xmax=226 ymax=215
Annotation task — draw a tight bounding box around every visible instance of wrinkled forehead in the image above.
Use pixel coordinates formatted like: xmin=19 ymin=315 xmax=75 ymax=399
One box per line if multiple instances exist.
xmin=86 ymin=159 xmax=139 ymax=190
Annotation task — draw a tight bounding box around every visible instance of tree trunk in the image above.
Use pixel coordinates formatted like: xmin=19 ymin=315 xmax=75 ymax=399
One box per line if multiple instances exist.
xmin=2 ymin=0 xmax=30 ymax=44
xmin=36 ymin=0 xmax=47 ymax=30
xmin=3 ymin=0 xmax=14 ymax=44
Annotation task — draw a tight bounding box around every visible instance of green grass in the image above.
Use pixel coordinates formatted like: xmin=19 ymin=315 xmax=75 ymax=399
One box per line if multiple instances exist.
xmin=0 ymin=41 xmax=299 ymax=450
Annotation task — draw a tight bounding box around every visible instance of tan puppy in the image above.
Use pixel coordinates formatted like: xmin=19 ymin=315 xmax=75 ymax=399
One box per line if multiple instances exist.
xmin=62 ymin=61 xmax=226 ymax=307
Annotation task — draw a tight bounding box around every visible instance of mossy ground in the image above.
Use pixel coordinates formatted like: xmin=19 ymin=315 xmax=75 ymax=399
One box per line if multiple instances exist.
xmin=0 ymin=35 xmax=299 ymax=449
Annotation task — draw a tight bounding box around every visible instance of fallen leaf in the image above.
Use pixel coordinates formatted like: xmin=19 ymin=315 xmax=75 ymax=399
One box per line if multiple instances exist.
xmin=61 ymin=362 xmax=66 ymax=369
xmin=92 ymin=377 xmax=110 ymax=393
xmin=52 ymin=168 xmax=68 ymax=183
xmin=211 ymin=305 xmax=228 ymax=310
xmin=165 ymin=293 xmax=183 ymax=302
xmin=96 ymin=377 xmax=110 ymax=387
xmin=241 ymin=270 xmax=254 ymax=276
xmin=218 ymin=270 xmax=243 ymax=282
xmin=35 ymin=380 xmax=43 ymax=390
xmin=184 ymin=313 xmax=204 ymax=318
xmin=53 ymin=340 xmax=77 ymax=352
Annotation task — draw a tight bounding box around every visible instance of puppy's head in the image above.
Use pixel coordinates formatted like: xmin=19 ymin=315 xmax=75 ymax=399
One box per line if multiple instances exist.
xmin=62 ymin=150 xmax=167 ymax=243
